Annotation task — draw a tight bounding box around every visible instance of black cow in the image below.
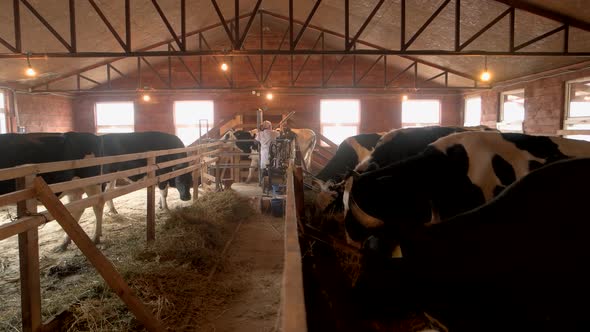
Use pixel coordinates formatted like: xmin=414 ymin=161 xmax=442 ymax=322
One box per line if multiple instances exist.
xmin=0 ymin=132 xmax=104 ymax=251
xmin=315 ymin=133 xmax=385 ymax=186
xmin=355 ymin=158 xmax=590 ymax=331
xmin=343 ymin=131 xmax=590 ymax=256
xmin=102 ymin=132 xmax=192 ymax=213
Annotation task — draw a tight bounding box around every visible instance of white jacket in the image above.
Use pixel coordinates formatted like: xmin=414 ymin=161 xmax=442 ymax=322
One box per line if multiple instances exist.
xmin=255 ymin=129 xmax=280 ymax=168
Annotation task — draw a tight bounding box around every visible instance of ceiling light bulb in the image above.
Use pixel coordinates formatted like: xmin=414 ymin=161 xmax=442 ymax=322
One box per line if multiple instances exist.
xmin=266 ymin=93 xmax=273 ymax=100
xmin=480 ymin=71 xmax=491 ymax=82
xmin=25 ymin=67 xmax=36 ymax=77
xmin=142 ymin=94 xmax=151 ymax=102
xmin=221 ymin=63 xmax=229 ymax=71
xmin=402 ymin=95 xmax=408 ymax=101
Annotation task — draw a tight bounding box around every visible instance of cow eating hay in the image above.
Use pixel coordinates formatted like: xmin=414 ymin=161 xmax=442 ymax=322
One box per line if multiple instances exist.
xmin=343 ymin=131 xmax=590 ymax=256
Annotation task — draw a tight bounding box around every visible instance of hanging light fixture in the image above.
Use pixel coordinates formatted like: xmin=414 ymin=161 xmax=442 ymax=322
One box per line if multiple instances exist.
xmin=266 ymin=92 xmax=274 ymax=100
xmin=140 ymin=86 xmax=152 ymax=102
xmin=402 ymin=94 xmax=408 ymax=101
xmin=480 ymin=56 xmax=491 ymax=82
xmin=25 ymin=52 xmax=36 ymax=77
xmin=220 ymin=62 xmax=229 ymax=71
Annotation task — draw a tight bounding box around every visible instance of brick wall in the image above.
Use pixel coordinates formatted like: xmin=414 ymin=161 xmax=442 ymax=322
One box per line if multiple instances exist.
xmin=73 ymin=25 xmax=463 ymax=137
xmin=474 ymin=68 xmax=590 ymax=135
xmin=73 ymin=91 xmax=463 ymax=138
xmin=14 ymin=93 xmax=74 ymax=133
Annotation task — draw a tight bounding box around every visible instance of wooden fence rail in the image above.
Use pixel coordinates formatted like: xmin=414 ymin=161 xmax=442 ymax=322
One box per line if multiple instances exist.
xmin=0 ymin=142 xmax=222 ymax=182
xmin=0 ymin=141 xmax=224 ymax=332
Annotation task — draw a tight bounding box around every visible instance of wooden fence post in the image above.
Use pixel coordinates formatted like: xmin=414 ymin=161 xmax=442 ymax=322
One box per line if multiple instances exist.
xmin=146 ymin=156 xmax=156 ymax=243
xmin=33 ymin=177 xmax=164 ymax=332
xmin=17 ymin=175 xmax=42 ymax=332
xmin=294 ymin=166 xmax=305 ymax=226
xmin=192 ymin=163 xmax=200 ymax=202
xmin=215 ymin=164 xmax=221 ymax=191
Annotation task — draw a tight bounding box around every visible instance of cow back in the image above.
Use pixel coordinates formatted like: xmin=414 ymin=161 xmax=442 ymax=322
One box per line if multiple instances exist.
xmin=0 ymin=133 xmax=72 ymax=194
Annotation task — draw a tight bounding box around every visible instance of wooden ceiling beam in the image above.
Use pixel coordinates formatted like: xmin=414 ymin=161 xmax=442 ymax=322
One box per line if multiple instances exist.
xmin=491 ymin=0 xmax=590 ymax=32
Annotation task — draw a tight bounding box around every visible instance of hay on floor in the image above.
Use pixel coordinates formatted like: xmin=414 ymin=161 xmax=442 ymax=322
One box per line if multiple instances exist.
xmin=38 ymin=190 xmax=254 ymax=331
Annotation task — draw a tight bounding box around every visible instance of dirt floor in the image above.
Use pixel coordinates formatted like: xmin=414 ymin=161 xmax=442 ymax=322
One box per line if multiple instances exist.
xmin=0 ymin=183 xmax=284 ymax=331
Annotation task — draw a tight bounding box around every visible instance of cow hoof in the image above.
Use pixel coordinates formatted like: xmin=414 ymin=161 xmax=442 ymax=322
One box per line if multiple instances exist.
xmin=107 ymin=209 xmax=119 ymax=216
xmin=93 ymin=237 xmax=101 ymax=245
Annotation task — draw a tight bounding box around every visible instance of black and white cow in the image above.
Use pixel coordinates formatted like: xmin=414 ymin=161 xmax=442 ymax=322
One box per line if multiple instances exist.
xmin=0 ymin=132 xmax=104 ymax=251
xmin=219 ymin=129 xmax=259 ymax=183
xmin=343 ymin=131 xmax=590 ymax=257
xmin=102 ymin=132 xmax=192 ymax=213
xmin=354 ymin=125 xmax=497 ymax=173
xmin=315 ymin=133 xmax=385 ymax=186
xmin=315 ymin=126 xmax=487 ymax=218
xmin=356 ymin=157 xmax=590 ymax=330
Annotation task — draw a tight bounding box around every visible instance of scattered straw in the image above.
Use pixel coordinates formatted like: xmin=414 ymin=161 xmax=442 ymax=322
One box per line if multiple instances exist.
xmin=0 ymin=190 xmax=256 ymax=331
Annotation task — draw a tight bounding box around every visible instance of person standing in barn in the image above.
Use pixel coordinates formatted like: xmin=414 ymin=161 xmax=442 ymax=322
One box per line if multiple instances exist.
xmin=256 ymin=120 xmax=281 ymax=173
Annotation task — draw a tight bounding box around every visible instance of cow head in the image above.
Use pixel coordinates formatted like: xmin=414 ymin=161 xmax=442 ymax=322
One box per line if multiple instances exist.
xmin=342 ymin=156 xmax=433 ymax=258
xmin=169 ymin=154 xmax=193 ymax=201
xmin=353 ymin=156 xmax=379 ymax=173
xmin=173 ymin=171 xmax=192 ymax=201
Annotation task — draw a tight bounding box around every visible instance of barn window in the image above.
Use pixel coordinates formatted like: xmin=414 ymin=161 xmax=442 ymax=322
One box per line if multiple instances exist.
xmin=562 ymin=77 xmax=590 ymax=141
xmin=174 ymin=100 xmax=214 ymax=146
xmin=401 ymin=99 xmax=441 ymax=128
xmin=497 ymin=90 xmax=525 ymax=133
xmin=0 ymin=91 xmax=6 ymax=134
xmin=463 ymin=96 xmax=482 ymax=127
xmin=95 ymin=102 xmax=135 ymax=133
xmin=320 ymin=99 xmax=360 ymax=145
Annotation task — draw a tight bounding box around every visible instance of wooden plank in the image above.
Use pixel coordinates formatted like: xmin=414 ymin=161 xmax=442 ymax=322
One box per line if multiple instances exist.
xmin=33 ymin=177 xmax=164 ymax=332
xmin=0 ymin=154 xmax=207 ymax=208
xmin=17 ymin=175 xmax=41 ymax=332
xmin=0 ymin=142 xmax=222 ymax=182
xmin=192 ymin=167 xmax=200 ymax=201
xmin=294 ymin=166 xmax=305 ymax=225
xmin=146 ymin=156 xmax=156 ymax=243
xmin=0 ymin=188 xmax=35 ymax=209
xmin=0 ymin=215 xmax=47 ymax=242
xmin=202 ymin=173 xmax=216 ymax=183
xmin=557 ymin=129 xmax=590 ymax=135
xmin=0 ymin=165 xmax=200 ymax=240
xmin=314 ymin=132 xmax=338 ymax=149
xmin=282 ymin=165 xmax=308 ymax=332
xmin=41 ymin=309 xmax=74 ymax=332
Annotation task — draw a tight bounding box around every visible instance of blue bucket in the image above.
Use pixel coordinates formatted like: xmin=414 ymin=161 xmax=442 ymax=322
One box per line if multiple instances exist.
xmin=272 ymin=184 xmax=286 ymax=196
xmin=270 ymin=198 xmax=285 ymax=217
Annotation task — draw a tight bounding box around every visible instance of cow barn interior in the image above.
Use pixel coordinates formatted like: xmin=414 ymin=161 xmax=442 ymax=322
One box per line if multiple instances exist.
xmin=1 ymin=0 xmax=590 ymax=331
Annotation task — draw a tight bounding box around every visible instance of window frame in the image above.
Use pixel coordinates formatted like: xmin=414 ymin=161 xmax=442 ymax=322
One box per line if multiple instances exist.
xmin=463 ymin=95 xmax=482 ymax=127
xmin=497 ymin=89 xmax=525 ymax=133
xmin=173 ymin=100 xmax=215 ymax=145
xmin=401 ymin=99 xmax=441 ymax=128
xmin=95 ymin=101 xmax=135 ymax=134
xmin=561 ymin=76 xmax=590 ymax=140
xmin=319 ymin=99 xmax=361 ymax=146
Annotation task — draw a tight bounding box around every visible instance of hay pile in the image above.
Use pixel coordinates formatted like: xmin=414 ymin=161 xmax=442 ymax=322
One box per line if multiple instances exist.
xmin=65 ymin=190 xmax=256 ymax=331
